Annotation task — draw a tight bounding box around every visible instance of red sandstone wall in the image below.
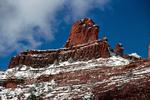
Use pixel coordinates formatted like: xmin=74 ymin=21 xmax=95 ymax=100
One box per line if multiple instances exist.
xmin=9 ymin=40 xmax=110 ymax=68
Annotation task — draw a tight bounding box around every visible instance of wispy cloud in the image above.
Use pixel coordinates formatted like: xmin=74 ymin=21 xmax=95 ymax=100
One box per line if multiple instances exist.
xmin=0 ymin=0 xmax=110 ymax=56
xmin=69 ymin=0 xmax=110 ymax=19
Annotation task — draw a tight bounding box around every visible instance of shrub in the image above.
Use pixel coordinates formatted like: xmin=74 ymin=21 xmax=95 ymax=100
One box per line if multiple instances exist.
xmin=27 ymin=93 xmax=39 ymax=100
xmin=53 ymin=60 xmax=59 ymax=66
xmin=68 ymin=57 xmax=74 ymax=63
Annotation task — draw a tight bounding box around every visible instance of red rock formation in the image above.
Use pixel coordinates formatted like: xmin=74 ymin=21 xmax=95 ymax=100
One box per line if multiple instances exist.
xmin=9 ymin=40 xmax=111 ymax=68
xmin=64 ymin=18 xmax=99 ymax=48
xmin=2 ymin=79 xmax=24 ymax=88
xmin=114 ymin=43 xmax=124 ymax=56
xmin=4 ymin=81 xmax=17 ymax=88
xmin=8 ymin=18 xmax=129 ymax=69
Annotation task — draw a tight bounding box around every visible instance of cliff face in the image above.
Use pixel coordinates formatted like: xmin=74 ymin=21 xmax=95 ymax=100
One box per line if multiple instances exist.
xmin=9 ymin=40 xmax=111 ymax=68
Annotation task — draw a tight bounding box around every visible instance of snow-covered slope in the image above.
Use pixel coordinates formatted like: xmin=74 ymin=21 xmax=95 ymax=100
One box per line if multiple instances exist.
xmin=0 ymin=56 xmax=150 ymax=99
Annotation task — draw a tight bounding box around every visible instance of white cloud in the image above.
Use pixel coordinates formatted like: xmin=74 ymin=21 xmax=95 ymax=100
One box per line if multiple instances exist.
xmin=0 ymin=0 xmax=110 ymax=56
xmin=69 ymin=0 xmax=110 ymax=19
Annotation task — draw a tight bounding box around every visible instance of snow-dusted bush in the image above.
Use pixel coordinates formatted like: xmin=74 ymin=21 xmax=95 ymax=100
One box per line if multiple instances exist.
xmin=35 ymin=83 xmax=41 ymax=88
xmin=82 ymin=92 xmax=94 ymax=100
xmin=53 ymin=60 xmax=60 ymax=66
xmin=50 ymin=80 xmax=57 ymax=89
xmin=5 ymin=71 xmax=15 ymax=79
xmin=68 ymin=57 xmax=74 ymax=63
xmin=27 ymin=92 xmax=39 ymax=100
xmin=126 ymin=70 xmax=133 ymax=78
xmin=47 ymin=87 xmax=52 ymax=92
xmin=39 ymin=83 xmax=45 ymax=88
xmin=29 ymin=87 xmax=36 ymax=93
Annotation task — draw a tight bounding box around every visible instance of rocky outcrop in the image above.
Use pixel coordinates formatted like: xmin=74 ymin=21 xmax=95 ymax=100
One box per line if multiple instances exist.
xmin=1 ymin=79 xmax=24 ymax=88
xmin=9 ymin=40 xmax=110 ymax=68
xmin=114 ymin=43 xmax=124 ymax=56
xmin=64 ymin=18 xmax=99 ymax=48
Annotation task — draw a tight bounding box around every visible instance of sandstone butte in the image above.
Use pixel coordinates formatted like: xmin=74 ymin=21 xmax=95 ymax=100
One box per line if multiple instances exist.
xmin=1 ymin=18 xmax=150 ymax=100
xmin=8 ymin=18 xmax=124 ymax=68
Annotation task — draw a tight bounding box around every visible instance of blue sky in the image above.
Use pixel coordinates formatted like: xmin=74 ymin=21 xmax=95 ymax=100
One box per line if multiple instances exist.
xmin=0 ymin=0 xmax=150 ymax=70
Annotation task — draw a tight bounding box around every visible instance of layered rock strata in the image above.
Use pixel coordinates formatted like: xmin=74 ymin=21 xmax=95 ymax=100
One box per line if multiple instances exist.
xmin=9 ymin=40 xmax=110 ymax=68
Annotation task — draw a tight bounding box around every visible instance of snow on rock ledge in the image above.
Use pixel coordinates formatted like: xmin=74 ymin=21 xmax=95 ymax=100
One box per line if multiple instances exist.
xmin=129 ymin=53 xmax=141 ymax=58
xmin=1 ymin=56 xmax=130 ymax=79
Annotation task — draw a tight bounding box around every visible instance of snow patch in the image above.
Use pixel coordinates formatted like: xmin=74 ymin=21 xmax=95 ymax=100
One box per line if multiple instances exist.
xmin=133 ymin=67 xmax=150 ymax=75
xmin=129 ymin=53 xmax=141 ymax=58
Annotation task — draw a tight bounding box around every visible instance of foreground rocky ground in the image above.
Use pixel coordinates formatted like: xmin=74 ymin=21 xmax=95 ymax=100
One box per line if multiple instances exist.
xmin=1 ymin=56 xmax=150 ymax=100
